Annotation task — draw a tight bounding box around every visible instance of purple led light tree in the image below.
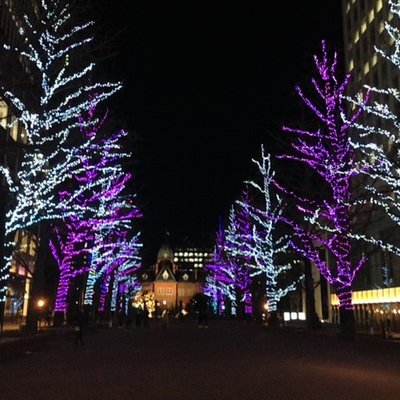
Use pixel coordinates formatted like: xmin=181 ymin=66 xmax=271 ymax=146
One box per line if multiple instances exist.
xmin=50 ymin=103 xmax=142 ymax=319
xmin=204 ymin=220 xmax=236 ymax=316
xmin=277 ymin=40 xmax=366 ymax=337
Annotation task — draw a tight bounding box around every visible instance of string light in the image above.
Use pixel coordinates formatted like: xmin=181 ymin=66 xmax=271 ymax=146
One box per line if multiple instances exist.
xmin=277 ymin=40 xmax=366 ymax=312
xmin=50 ymin=103 xmax=142 ymax=313
xmin=0 ymin=0 xmax=122 ymax=301
xmin=240 ymin=145 xmax=302 ymax=313
xmin=344 ymin=0 xmax=400 ymax=257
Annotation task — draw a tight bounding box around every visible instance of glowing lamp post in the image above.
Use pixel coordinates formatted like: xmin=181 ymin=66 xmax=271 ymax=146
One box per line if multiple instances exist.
xmin=36 ymin=298 xmax=46 ymax=330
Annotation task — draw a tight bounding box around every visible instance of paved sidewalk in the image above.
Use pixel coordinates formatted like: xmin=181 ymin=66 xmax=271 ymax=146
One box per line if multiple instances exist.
xmin=2 ymin=319 xmax=400 ymax=400
xmin=1 ymin=318 xmax=399 ymax=360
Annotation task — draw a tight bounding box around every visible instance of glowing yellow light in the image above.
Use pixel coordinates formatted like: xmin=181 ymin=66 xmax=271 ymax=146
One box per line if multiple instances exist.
xmin=368 ymin=9 xmax=375 ymax=23
xmin=37 ymin=299 xmax=45 ymax=308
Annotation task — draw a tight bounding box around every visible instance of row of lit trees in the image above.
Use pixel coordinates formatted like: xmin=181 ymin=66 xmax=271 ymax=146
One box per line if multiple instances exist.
xmin=206 ymin=0 xmax=400 ymax=338
xmin=0 ymin=1 xmax=142 ymax=328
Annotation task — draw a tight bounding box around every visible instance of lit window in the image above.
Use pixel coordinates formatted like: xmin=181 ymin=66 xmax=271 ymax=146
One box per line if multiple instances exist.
xmin=363 ymin=61 xmax=370 ymax=75
xmin=372 ymin=53 xmax=377 ymax=66
xmin=361 ymin=22 xmax=367 ymax=34
xmin=376 ymin=0 xmax=383 ymax=12
xmin=10 ymin=115 xmax=19 ymax=141
xmin=354 ymin=30 xmax=360 ymax=43
xmin=0 ymin=100 xmax=8 ymax=129
xmin=368 ymin=9 xmax=374 ymax=23
xmin=349 ymin=59 xmax=354 ymax=71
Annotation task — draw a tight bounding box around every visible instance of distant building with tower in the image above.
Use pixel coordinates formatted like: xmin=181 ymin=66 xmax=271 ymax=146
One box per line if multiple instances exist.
xmin=139 ymin=243 xmax=211 ymax=313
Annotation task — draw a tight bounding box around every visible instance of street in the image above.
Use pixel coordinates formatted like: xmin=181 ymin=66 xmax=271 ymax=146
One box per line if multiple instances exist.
xmin=1 ymin=319 xmax=400 ymax=400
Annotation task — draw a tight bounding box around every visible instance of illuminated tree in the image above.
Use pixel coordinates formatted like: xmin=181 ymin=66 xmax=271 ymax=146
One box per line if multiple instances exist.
xmin=277 ymin=40 xmax=366 ymax=337
xmin=49 ymin=103 xmax=141 ymax=318
xmin=132 ymin=290 xmax=156 ymax=317
xmin=239 ymin=145 xmax=302 ymax=323
xmin=344 ymin=0 xmax=400 ymax=257
xmin=226 ymin=195 xmax=250 ymax=313
xmin=204 ymin=220 xmax=235 ymax=315
xmin=0 ymin=1 xmax=121 ymax=303
xmin=224 ymin=203 xmax=253 ymax=317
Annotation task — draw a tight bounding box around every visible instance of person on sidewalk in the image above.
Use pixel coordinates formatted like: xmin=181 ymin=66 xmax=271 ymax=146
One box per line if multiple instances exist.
xmin=196 ymin=293 xmax=210 ymax=328
xmin=142 ymin=303 xmax=149 ymax=328
xmin=73 ymin=311 xmax=86 ymax=345
xmin=161 ymin=308 xmax=169 ymax=329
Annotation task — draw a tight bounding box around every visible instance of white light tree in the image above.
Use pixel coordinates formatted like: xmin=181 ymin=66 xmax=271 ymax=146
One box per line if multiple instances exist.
xmin=344 ymin=0 xmax=400 ymax=258
xmin=224 ymin=201 xmax=253 ymax=318
xmin=0 ymin=1 xmax=121 ymax=306
xmin=239 ymin=145 xmax=302 ymax=324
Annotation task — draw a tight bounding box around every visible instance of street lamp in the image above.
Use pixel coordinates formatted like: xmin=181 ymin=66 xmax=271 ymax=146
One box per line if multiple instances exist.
xmin=37 ymin=299 xmax=45 ymax=309
xmin=36 ymin=298 xmax=46 ymax=329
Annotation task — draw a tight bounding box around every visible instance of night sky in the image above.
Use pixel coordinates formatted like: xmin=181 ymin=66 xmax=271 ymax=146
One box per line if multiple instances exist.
xmin=94 ymin=1 xmax=344 ymax=265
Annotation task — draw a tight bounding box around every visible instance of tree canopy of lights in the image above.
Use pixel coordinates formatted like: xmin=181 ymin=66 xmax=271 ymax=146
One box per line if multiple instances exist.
xmin=0 ymin=0 xmax=121 ymax=301
xmin=50 ymin=104 xmax=142 ymax=315
xmin=238 ymin=145 xmax=302 ymax=316
xmin=277 ymin=41 xmax=366 ymax=335
xmin=344 ymin=0 xmax=400 ymax=257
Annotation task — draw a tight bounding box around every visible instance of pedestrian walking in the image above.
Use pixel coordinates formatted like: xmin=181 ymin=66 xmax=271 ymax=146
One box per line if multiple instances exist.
xmin=194 ymin=293 xmax=210 ymax=328
xmin=135 ymin=307 xmax=143 ymax=328
xmin=73 ymin=311 xmax=86 ymax=345
xmin=125 ymin=315 xmax=133 ymax=330
xmin=161 ymin=309 xmax=169 ymax=329
xmin=142 ymin=303 xmax=149 ymax=328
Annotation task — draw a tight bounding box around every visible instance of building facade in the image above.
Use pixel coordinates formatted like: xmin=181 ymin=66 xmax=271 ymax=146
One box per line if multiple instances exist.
xmin=0 ymin=0 xmax=39 ymax=329
xmin=139 ymin=244 xmax=208 ymax=314
xmin=338 ymin=0 xmax=400 ymax=332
